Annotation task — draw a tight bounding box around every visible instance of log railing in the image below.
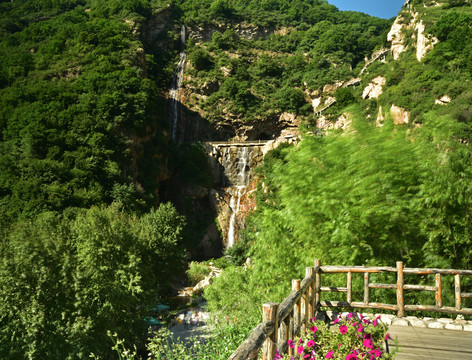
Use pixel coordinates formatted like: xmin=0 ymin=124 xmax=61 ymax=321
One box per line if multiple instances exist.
xmin=228 ymin=260 xmax=472 ymax=360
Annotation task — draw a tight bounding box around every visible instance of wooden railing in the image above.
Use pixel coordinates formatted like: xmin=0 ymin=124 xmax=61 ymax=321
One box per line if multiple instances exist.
xmin=228 ymin=259 xmax=472 ymax=360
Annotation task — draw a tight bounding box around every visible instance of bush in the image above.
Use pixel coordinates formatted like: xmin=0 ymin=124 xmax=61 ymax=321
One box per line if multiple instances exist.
xmin=186 ymin=261 xmax=211 ymax=285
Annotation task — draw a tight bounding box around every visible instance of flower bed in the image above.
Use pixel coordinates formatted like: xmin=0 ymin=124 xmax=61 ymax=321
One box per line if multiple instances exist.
xmin=275 ymin=313 xmax=396 ymax=360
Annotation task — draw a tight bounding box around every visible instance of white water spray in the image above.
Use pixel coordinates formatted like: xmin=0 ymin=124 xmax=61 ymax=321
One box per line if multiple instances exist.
xmin=169 ymin=25 xmax=187 ymax=142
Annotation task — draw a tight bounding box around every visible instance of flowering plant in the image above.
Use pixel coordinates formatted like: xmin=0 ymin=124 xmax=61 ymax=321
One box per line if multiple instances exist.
xmin=275 ymin=313 xmax=396 ymax=360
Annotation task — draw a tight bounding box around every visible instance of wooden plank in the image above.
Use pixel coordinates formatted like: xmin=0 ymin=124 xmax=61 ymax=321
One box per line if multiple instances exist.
xmin=403 ymin=268 xmax=472 ymax=275
xmin=404 ymin=284 xmax=436 ymax=292
xmin=388 ymin=325 xmax=472 ymax=360
xmin=278 ymin=289 xmax=301 ymax=323
xmin=462 ymin=292 xmax=472 ymax=298
xmin=320 ymin=286 xmax=347 ymax=292
xmin=404 ymin=305 xmax=472 ymax=315
xmin=321 ymin=265 xmax=397 ymax=273
xmin=319 ymin=300 xmax=397 ymax=311
xmin=369 ymin=283 xmax=396 ymax=290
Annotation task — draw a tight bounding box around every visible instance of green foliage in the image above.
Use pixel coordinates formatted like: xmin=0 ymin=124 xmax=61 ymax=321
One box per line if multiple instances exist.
xmin=187 ymin=261 xmax=212 ymax=285
xmin=180 ymin=0 xmax=391 ymax=122
xmin=0 ymin=0 xmax=173 ymax=222
xmin=275 ymin=86 xmax=307 ymax=114
xmin=335 ymin=87 xmax=356 ymax=108
xmin=0 ymin=203 xmax=185 ymax=359
xmin=188 ymin=47 xmax=214 ymax=71
xmin=206 ymin=111 xmax=472 ymax=341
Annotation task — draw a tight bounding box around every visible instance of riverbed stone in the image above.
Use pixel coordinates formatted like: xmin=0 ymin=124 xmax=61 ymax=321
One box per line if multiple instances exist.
xmin=464 ymin=324 xmax=472 ymax=332
xmin=427 ymin=322 xmax=445 ymax=329
xmin=409 ymin=318 xmax=427 ymax=327
xmin=445 ymin=323 xmax=463 ymax=331
xmin=392 ymin=318 xmax=409 ymax=326
xmin=437 ymin=317 xmax=454 ymax=324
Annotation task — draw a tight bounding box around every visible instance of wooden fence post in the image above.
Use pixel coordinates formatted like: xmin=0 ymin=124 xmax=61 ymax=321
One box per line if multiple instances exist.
xmin=263 ymin=303 xmax=279 ymax=360
xmin=455 ymin=274 xmax=462 ymax=310
xmin=435 ymin=273 xmax=442 ymax=308
xmin=396 ymin=261 xmax=405 ymax=317
xmin=364 ymin=272 xmax=370 ymax=305
xmin=306 ymin=267 xmax=315 ymax=322
xmin=292 ymin=279 xmax=301 ymax=342
xmin=347 ymin=271 xmax=352 ymax=304
xmin=314 ymin=259 xmax=321 ymax=313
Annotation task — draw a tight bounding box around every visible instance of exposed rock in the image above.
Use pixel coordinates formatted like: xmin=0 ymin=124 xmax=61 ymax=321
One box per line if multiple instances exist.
xmin=427 ymin=322 xmax=445 ymax=329
xmin=376 ymin=106 xmax=385 ymax=127
xmin=317 ymin=113 xmax=352 ymax=131
xmin=362 ymin=76 xmax=386 ymax=99
xmin=344 ymin=78 xmax=362 ymax=88
xmin=323 ymin=81 xmax=344 ymax=94
xmin=445 ymin=323 xmax=464 ymax=331
xmin=221 ymin=66 xmax=232 ymax=77
xmin=387 ymin=16 xmax=407 ymax=60
xmin=201 ymin=80 xmax=220 ymax=95
xmin=465 ymin=324 xmax=472 ymax=332
xmin=188 ymin=22 xmax=275 ymax=43
xmin=435 ymin=95 xmax=451 ymax=105
xmin=416 ymin=20 xmax=438 ymax=61
xmin=392 ymin=318 xmax=410 ymax=327
xmin=312 ymin=97 xmax=322 ymax=109
xmin=390 ymin=104 xmax=410 ymax=125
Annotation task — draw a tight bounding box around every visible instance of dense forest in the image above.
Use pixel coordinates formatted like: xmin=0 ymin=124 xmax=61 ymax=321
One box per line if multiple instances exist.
xmin=1 ymin=0 xmax=472 ymax=359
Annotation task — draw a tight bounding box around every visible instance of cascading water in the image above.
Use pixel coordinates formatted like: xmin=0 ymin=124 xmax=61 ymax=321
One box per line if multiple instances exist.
xmin=221 ymin=145 xmax=256 ymax=248
xmin=169 ymin=25 xmax=187 ymax=142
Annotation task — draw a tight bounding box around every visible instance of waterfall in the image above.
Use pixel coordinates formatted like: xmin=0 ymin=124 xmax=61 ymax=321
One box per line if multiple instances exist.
xmin=227 ymin=186 xmax=245 ymax=247
xmin=169 ymin=25 xmax=187 ymax=142
xmin=218 ymin=145 xmax=257 ymax=248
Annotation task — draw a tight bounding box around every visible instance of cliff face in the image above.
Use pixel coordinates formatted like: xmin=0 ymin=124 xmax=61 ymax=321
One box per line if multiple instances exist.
xmin=387 ymin=2 xmax=439 ymax=62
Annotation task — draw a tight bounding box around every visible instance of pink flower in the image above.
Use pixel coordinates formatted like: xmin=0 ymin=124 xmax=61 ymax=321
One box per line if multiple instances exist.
xmin=363 ymin=338 xmax=374 ymax=349
xmin=357 ymin=324 xmax=364 ymax=332
xmin=310 ymin=325 xmax=318 ymax=333
xmin=326 ymin=351 xmax=334 ymax=359
xmin=346 ymin=354 xmax=358 ymax=360
xmin=384 ymin=333 xmax=391 ymax=341
xmin=274 ymin=350 xmax=283 ymax=360
xmin=299 ymin=338 xmax=304 ymax=344
xmin=303 ymin=355 xmax=311 ymax=359
xmin=288 ymin=339 xmax=295 ymax=348
xmin=307 ymin=340 xmax=315 ymax=348
xmin=374 ymin=348 xmax=382 ymax=357
xmin=333 ymin=318 xmax=340 ymax=324
xmin=297 ymin=345 xmax=304 ymax=354
xmin=339 ymin=325 xmax=348 ymax=335
xmin=347 ymin=313 xmax=354 ymax=319
xmin=338 ymin=343 xmax=342 ymax=349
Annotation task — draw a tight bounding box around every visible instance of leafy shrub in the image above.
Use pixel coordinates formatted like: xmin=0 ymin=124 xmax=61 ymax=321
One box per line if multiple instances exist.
xmin=187 ymin=261 xmax=211 ymax=285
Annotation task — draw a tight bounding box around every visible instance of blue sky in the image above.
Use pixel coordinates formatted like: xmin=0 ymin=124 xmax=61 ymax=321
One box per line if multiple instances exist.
xmin=327 ymin=0 xmax=405 ymax=19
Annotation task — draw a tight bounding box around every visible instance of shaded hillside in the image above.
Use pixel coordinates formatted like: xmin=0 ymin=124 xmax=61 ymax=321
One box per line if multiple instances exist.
xmin=0 ymin=0 xmax=176 ymax=227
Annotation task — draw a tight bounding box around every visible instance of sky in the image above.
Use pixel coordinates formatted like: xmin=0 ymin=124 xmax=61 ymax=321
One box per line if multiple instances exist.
xmin=327 ymin=0 xmax=405 ymax=19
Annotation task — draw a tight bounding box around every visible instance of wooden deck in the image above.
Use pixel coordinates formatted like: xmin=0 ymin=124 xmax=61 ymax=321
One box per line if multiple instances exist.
xmin=388 ymin=325 xmax=472 ymax=359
